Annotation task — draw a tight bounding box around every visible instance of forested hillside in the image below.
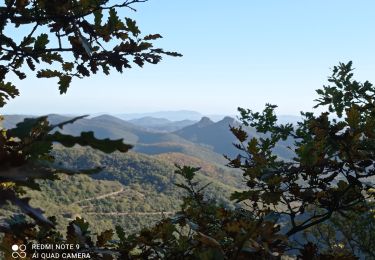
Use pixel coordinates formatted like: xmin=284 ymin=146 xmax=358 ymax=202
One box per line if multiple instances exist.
xmin=0 ymin=144 xmax=242 ymax=234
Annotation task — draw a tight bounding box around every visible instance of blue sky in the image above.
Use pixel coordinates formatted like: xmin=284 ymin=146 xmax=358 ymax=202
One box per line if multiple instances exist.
xmin=3 ymin=0 xmax=375 ymax=116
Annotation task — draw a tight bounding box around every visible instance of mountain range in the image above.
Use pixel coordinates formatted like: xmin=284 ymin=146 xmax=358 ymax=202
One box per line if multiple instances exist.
xmin=116 ymin=110 xmax=301 ymax=124
xmin=1 ymin=112 xmax=296 ymax=234
xmin=3 ymin=113 xmax=295 ymax=161
xmin=116 ymin=110 xmax=206 ymax=121
xmin=128 ymin=117 xmax=196 ymax=132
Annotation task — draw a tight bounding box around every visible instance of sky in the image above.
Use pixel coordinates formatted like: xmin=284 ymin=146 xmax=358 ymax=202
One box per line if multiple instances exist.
xmin=3 ymin=0 xmax=375 ymax=116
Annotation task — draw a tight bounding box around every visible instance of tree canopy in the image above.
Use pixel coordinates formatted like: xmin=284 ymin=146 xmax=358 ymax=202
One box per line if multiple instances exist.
xmin=229 ymin=61 xmax=374 ymax=238
xmin=0 ymin=0 xmax=181 ymax=106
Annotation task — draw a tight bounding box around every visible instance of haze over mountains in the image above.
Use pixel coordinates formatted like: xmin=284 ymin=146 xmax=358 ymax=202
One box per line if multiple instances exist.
xmin=3 ymin=112 xmax=295 ymax=161
xmin=2 ymin=113 xmax=229 ymax=167
xmin=116 ymin=110 xmax=301 ymax=124
xmin=116 ymin=110 xmax=229 ymax=122
xmin=128 ymin=117 xmax=196 ymax=132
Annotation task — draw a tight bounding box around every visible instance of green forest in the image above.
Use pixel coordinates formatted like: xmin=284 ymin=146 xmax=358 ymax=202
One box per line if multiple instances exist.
xmin=0 ymin=0 xmax=375 ymax=259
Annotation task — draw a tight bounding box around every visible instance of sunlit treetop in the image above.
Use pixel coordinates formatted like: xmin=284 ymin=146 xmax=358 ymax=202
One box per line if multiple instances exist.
xmin=0 ymin=0 xmax=181 ymax=106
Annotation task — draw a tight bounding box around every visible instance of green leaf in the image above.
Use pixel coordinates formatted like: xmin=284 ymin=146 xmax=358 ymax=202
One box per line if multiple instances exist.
xmin=47 ymin=131 xmax=133 ymax=153
xmin=37 ymin=69 xmax=61 ymax=78
xmin=0 ymin=81 xmax=20 ymax=107
xmin=115 ymin=226 xmax=126 ymax=241
xmin=34 ymin=33 xmax=49 ymax=50
xmin=261 ymin=192 xmax=281 ymax=204
xmin=346 ymin=106 xmax=360 ymax=128
xmin=21 ymin=36 xmax=35 ymax=47
xmin=144 ymin=34 xmax=162 ymax=40
xmin=41 ymin=52 xmax=63 ymax=64
xmin=125 ymin=18 xmax=140 ymax=37
xmin=13 ymin=70 xmax=26 ymax=80
xmin=108 ymin=8 xmax=123 ymax=31
xmin=101 ymin=64 xmax=110 ymax=75
xmin=77 ymin=64 xmax=90 ymax=77
xmin=230 ymin=126 xmax=248 ymax=142
xmin=62 ymin=62 xmax=74 ymax=72
xmin=138 ymin=42 xmax=152 ymax=51
xmin=94 ymin=10 xmax=103 ymax=27
xmin=96 ymin=230 xmax=114 ymax=247
xmin=58 ymin=75 xmax=72 ymax=94
xmin=26 ymin=57 xmax=36 ymax=71
xmin=8 ymin=116 xmax=48 ymax=139
xmin=175 ymin=165 xmax=200 ymax=181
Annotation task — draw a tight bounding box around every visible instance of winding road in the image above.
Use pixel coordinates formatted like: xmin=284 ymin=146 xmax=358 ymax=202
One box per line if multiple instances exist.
xmin=70 ymin=188 xmax=126 ymax=205
xmin=85 ymin=211 xmax=175 ymax=216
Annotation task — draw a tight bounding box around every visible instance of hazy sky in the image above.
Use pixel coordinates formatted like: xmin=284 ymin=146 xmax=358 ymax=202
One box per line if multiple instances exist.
xmin=3 ymin=0 xmax=375 ymax=116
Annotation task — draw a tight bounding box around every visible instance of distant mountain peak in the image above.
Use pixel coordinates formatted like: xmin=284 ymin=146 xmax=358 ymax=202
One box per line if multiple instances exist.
xmin=117 ymin=110 xmax=203 ymax=121
xmin=197 ymin=117 xmax=214 ymax=127
xmin=129 ymin=116 xmax=171 ymax=124
xmin=218 ymin=116 xmax=236 ymax=125
xmin=92 ymin=114 xmax=120 ymax=120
